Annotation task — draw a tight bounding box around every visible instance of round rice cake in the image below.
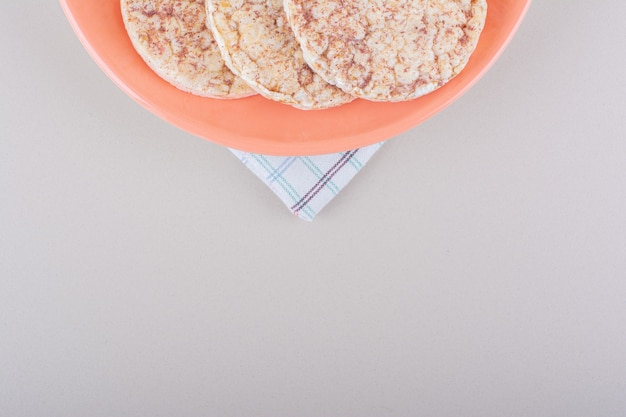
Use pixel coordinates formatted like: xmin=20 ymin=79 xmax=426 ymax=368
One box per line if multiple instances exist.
xmin=284 ymin=0 xmax=488 ymax=102
xmin=206 ymin=0 xmax=354 ymax=110
xmin=121 ymin=0 xmax=255 ymax=98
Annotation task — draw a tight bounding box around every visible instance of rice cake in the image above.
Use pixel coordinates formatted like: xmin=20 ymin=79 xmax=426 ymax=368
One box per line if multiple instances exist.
xmin=121 ymin=0 xmax=255 ymax=98
xmin=284 ymin=0 xmax=487 ymax=102
xmin=206 ymin=0 xmax=354 ymax=110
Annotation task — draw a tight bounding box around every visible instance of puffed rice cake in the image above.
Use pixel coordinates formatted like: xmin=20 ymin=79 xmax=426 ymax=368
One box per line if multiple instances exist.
xmin=121 ymin=0 xmax=255 ymax=98
xmin=206 ymin=0 xmax=354 ymax=109
xmin=284 ymin=0 xmax=487 ymax=102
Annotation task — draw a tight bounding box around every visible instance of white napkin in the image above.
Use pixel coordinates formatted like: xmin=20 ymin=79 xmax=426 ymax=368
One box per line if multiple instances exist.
xmin=230 ymin=142 xmax=383 ymax=221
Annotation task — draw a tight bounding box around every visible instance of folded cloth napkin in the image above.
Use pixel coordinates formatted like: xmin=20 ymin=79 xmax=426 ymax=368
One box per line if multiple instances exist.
xmin=230 ymin=142 xmax=383 ymax=221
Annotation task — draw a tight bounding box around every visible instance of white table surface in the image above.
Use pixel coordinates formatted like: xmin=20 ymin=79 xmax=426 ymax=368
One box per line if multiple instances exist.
xmin=2 ymin=1 xmax=626 ymax=416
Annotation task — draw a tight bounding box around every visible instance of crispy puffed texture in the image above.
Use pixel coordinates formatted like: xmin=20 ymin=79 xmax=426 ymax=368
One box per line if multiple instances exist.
xmin=207 ymin=0 xmax=354 ymax=109
xmin=122 ymin=0 xmax=256 ymax=98
xmin=284 ymin=0 xmax=487 ymax=102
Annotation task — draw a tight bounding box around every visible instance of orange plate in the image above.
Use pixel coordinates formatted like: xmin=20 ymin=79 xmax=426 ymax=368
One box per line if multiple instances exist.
xmin=60 ymin=0 xmax=531 ymax=155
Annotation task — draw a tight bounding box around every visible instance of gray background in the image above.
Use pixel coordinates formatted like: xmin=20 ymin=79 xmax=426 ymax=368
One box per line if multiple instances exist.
xmin=2 ymin=1 xmax=626 ymax=416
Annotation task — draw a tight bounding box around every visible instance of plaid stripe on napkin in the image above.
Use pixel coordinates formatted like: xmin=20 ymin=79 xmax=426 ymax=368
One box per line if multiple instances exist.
xmin=230 ymin=142 xmax=383 ymax=221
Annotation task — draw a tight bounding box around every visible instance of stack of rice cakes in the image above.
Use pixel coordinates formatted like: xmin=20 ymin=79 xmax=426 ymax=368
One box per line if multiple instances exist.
xmin=121 ymin=0 xmax=487 ymax=110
